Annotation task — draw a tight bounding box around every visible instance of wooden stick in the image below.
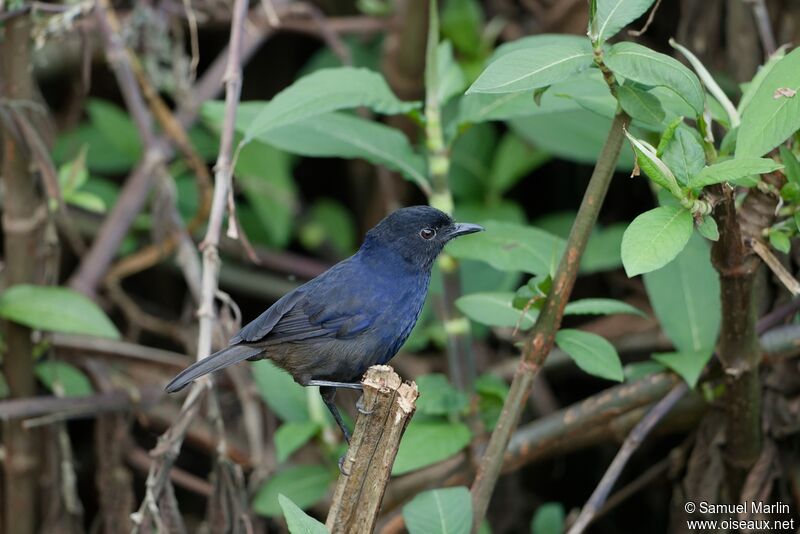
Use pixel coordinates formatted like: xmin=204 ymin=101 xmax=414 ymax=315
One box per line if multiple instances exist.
xmin=326 ymin=366 xmax=418 ymax=533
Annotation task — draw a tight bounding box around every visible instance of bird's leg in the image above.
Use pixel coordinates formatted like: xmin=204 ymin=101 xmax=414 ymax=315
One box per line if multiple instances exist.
xmin=319 ymin=386 xmax=352 ymax=444
xmin=308 ymin=380 xmax=373 ymax=415
xmin=308 ymin=380 xmax=363 ymax=390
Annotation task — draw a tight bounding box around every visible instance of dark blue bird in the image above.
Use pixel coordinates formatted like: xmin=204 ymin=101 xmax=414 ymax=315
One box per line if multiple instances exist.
xmin=165 ymin=206 xmax=483 ymax=441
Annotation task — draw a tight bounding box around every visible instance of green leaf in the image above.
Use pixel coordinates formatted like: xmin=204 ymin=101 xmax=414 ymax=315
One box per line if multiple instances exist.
xmin=53 ymin=125 xmax=139 ymax=173
xmin=592 ymin=0 xmax=656 ymax=44
xmin=780 ymin=146 xmax=800 ymax=185
xmin=696 ymin=215 xmax=719 ymax=241
xmin=643 ymin=232 xmax=720 ymax=354
xmin=652 ymin=351 xmax=712 ymax=387
xmin=35 ymin=361 xmax=93 ymax=397
xmin=448 ymin=123 xmax=497 ymax=199
xmin=446 ymin=220 xmax=565 ymax=276
xmin=393 ymin=420 xmax=472 ymax=475
xmin=403 ymin=487 xmax=472 ymax=534
xmin=456 ymin=292 xmax=538 ymax=329
xmin=555 ymin=329 xmax=624 ymax=382
xmin=621 ymin=205 xmax=693 ymax=276
xmin=0 ymin=285 xmax=120 ymax=339
xmin=278 ymin=494 xmax=328 ymax=534
xmin=738 ymin=45 xmax=787 ymax=115
xmin=769 ymin=230 xmax=791 ymax=254
xmin=252 ymin=465 xmax=334 ymax=517
xmin=58 ymin=148 xmax=88 ymax=194
xmin=488 ymin=132 xmax=549 ymax=196
xmin=510 ymin=108 xmax=636 ymax=171
xmin=251 ymin=360 xmax=310 ymax=423
xmin=274 ymin=422 xmax=320 ymax=463
xmin=65 ymin=191 xmax=107 ymax=213
xmin=564 ymin=298 xmax=646 ymax=317
xmin=467 ymin=41 xmax=594 ymax=94
xmin=235 ymin=142 xmax=297 ymax=248
xmin=441 ymin=0 xmax=483 ymax=57
xmin=605 ymin=42 xmax=705 ymax=115
xmin=616 ymin=82 xmax=666 ymax=127
xmin=530 ymin=502 xmax=565 ymax=534
xmin=660 ymin=124 xmax=705 ymax=185
xmin=243 ymin=67 xmax=418 ymax=141
xmin=687 ymin=158 xmax=783 ymax=188
xmin=625 ymin=132 xmax=682 ymax=197
xmin=263 ymin=112 xmax=429 ymax=191
xmin=86 ymin=99 xmax=143 ymax=160
xmin=416 ymin=374 xmax=468 ymax=416
xmin=300 ymin=199 xmax=357 ymax=257
xmin=624 ymin=360 xmax=666 ymax=381
xmin=488 ymin=34 xmax=589 ymax=63
xmin=737 ymin=47 xmax=800 ymax=158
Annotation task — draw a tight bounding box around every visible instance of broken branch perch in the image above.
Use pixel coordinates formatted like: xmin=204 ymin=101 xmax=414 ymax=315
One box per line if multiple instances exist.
xmin=326 ymin=365 xmax=418 ymax=533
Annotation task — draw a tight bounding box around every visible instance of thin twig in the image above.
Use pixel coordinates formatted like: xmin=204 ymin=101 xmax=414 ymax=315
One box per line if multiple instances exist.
xmin=750 ymin=238 xmax=800 ymax=295
xmin=130 ymin=0 xmax=250 ymax=528
xmin=567 ymin=382 xmax=689 ymax=534
xmin=744 ymin=0 xmax=776 ymax=57
xmin=627 ymin=0 xmax=662 ymax=37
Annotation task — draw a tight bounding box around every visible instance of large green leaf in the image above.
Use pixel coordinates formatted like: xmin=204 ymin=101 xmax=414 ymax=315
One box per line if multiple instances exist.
xmin=0 ymin=285 xmax=120 ymax=339
xmin=235 ymin=142 xmax=297 ymax=248
xmin=621 ymin=205 xmax=693 ymax=276
xmin=243 ymin=67 xmax=418 ymax=141
xmin=455 ymin=292 xmax=538 ymax=329
xmin=616 ymin=82 xmax=665 ymax=128
xmin=652 ymin=350 xmax=712 ymax=387
xmin=446 ymin=220 xmax=565 ymax=276
xmin=555 ymin=329 xmax=624 ymax=381
xmin=605 ymin=42 xmax=704 ymax=115
xmin=253 ymin=465 xmax=334 ymax=517
xmin=737 ymin=47 xmax=800 ymax=158
xmin=564 ymin=298 xmax=646 ymax=317
xmin=738 ymin=46 xmax=787 ymax=115
xmin=489 ymin=34 xmax=589 ymax=63
xmin=467 ymin=41 xmax=594 ymax=94
xmin=393 ymin=420 xmax=472 ymax=475
xmin=251 ymin=360 xmax=309 ymax=423
xmin=643 ymin=232 xmax=720 ymax=355
xmin=35 ymin=361 xmax=94 ymax=397
xmin=403 ymin=487 xmax=472 ymax=534
xmin=510 ymin=108 xmax=636 ymax=170
xmin=687 ymin=157 xmax=783 ymax=188
xmin=415 ymin=374 xmax=468 ymax=416
xmin=264 ymin=112 xmax=429 ymax=191
xmin=275 ymin=422 xmax=320 ymax=463
xmin=660 ymin=124 xmax=705 ymax=185
xmin=278 ymin=494 xmax=328 ymax=534
xmin=488 ymin=132 xmax=549 ymax=196
xmin=592 ymin=0 xmax=656 ymax=44
xmin=86 ymin=99 xmax=143 ymax=161
xmin=534 ymin=212 xmax=626 ymax=273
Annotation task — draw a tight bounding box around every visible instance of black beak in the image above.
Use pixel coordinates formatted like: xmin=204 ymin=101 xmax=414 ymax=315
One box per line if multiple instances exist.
xmin=446 ymin=222 xmax=484 ymax=240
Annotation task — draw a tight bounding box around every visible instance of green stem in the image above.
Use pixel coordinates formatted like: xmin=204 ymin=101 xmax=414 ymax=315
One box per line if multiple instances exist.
xmin=469 ymin=111 xmax=629 ymax=529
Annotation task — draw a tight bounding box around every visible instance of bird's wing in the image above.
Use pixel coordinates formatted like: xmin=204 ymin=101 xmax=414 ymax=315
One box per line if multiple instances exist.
xmin=230 ymin=260 xmax=375 ymax=345
xmin=229 ymin=289 xmax=306 ymax=344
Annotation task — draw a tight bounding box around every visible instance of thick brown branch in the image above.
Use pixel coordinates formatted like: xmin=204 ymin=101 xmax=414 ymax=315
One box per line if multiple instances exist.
xmin=326 ymin=366 xmax=418 ymax=533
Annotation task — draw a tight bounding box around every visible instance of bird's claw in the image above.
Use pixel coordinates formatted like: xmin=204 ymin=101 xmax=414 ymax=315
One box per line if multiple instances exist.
xmin=356 ymin=395 xmax=374 ymax=415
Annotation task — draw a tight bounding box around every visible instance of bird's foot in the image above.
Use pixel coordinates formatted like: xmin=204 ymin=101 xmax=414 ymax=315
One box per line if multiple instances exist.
xmin=356 ymin=395 xmax=374 ymax=415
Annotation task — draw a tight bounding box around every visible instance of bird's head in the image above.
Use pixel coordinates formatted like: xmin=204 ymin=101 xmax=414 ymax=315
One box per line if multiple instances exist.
xmin=361 ymin=206 xmax=484 ymax=271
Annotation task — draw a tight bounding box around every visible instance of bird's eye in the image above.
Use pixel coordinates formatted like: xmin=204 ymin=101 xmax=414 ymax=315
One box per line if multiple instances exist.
xmin=419 ymin=228 xmax=436 ymax=240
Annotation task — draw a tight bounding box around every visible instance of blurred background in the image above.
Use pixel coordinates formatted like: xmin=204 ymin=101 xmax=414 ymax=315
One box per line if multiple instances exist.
xmin=1 ymin=0 xmax=800 ymax=532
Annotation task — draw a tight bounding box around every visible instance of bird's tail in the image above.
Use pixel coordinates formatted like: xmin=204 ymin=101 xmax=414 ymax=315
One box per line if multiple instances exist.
xmin=165 ymin=344 xmax=263 ymax=393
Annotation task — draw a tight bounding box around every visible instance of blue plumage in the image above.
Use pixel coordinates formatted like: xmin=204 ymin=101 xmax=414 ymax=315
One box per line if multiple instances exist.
xmin=165 ymin=206 xmax=483 ymax=440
